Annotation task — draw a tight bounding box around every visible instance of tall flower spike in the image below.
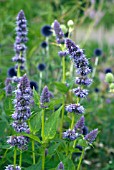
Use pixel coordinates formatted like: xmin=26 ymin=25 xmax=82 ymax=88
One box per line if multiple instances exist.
xmin=85 ymin=129 xmax=98 ymax=143
xmin=74 ymin=116 xmax=85 ymax=133
xmin=12 ymin=10 xmax=28 ymax=71
xmin=53 ymin=20 xmax=65 ymax=44
xmin=40 ymin=86 xmax=50 ymax=108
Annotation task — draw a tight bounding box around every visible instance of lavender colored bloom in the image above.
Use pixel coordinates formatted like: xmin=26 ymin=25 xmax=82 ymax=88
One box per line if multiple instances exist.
xmin=66 ymin=104 xmax=84 ymax=114
xmin=5 ymin=165 xmax=21 ymax=170
xmin=75 ymin=77 xmax=92 ymax=86
xmin=11 ymin=121 xmax=29 ymax=133
xmin=72 ymin=87 xmax=88 ymax=98
xmin=5 ymin=78 xmax=12 ymax=86
xmin=12 ymin=75 xmax=32 ymax=121
xmin=40 ymin=86 xmax=50 ymax=108
xmin=74 ymin=57 xmax=89 ymax=68
xmin=63 ymin=129 xmax=78 ymax=141
xmin=76 ymin=66 xmax=91 ymax=76
xmin=58 ymin=162 xmax=64 ymax=170
xmin=74 ymin=116 xmax=85 ymax=133
xmin=13 ymin=10 xmax=28 ymax=71
xmin=85 ymin=129 xmax=98 ymax=143
xmin=53 ymin=20 xmax=65 ymax=44
xmin=5 ymin=84 xmax=13 ymax=96
xmin=7 ymin=136 xmax=28 ymax=150
xmin=58 ymin=51 xmax=68 ymax=57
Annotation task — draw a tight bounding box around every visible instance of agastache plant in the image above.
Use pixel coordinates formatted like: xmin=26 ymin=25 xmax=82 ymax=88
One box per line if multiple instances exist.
xmin=6 ymin=74 xmax=32 ymax=169
xmin=12 ymin=10 xmax=28 ymax=76
xmin=62 ymin=38 xmax=98 ymax=169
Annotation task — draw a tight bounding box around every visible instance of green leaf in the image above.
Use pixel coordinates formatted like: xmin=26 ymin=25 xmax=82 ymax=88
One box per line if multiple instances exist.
xmin=33 ymin=88 xmax=40 ymax=105
xmin=19 ymin=133 xmax=41 ymax=143
xmin=29 ymin=112 xmax=41 ymax=134
xmin=48 ymin=98 xmax=63 ymax=110
xmin=44 ymin=106 xmax=62 ymax=140
xmin=54 ymin=82 xmax=69 ymax=93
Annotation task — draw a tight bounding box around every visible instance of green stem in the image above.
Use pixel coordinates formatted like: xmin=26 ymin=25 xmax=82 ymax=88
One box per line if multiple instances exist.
xmin=92 ymin=57 xmax=99 ymax=78
xmin=14 ymin=147 xmax=17 ymax=168
xmin=41 ymin=109 xmax=45 ymax=170
xmin=39 ymin=71 xmax=42 ymax=93
xmin=77 ymin=149 xmax=84 ymax=170
xmin=41 ymin=109 xmax=45 ymax=141
xmin=70 ymin=113 xmax=75 ymax=129
xmin=42 ymin=145 xmax=45 ymax=170
xmin=60 ymin=102 xmax=64 ymax=138
xmin=19 ymin=150 xmax=22 ymax=167
xmin=17 ymin=63 xmax=20 ymax=77
xmin=32 ymin=140 xmax=35 ymax=164
xmin=62 ymin=57 xmax=65 ymax=83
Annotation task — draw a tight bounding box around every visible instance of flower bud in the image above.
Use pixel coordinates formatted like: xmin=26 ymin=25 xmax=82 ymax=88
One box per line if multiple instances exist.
xmin=105 ymin=73 xmax=114 ymax=83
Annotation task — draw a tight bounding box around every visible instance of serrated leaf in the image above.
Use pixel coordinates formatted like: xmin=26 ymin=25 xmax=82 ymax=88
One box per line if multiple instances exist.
xmin=44 ymin=106 xmax=62 ymax=140
xmin=19 ymin=133 xmax=41 ymax=143
xmin=29 ymin=112 xmax=41 ymax=134
xmin=54 ymin=82 xmax=69 ymax=93
xmin=48 ymin=98 xmax=63 ymax=110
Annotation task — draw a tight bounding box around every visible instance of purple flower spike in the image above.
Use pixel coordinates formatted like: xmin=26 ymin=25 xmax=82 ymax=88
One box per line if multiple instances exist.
xmin=40 ymin=86 xmax=50 ymax=108
xmin=13 ymin=10 xmax=28 ymax=72
xmin=72 ymin=87 xmax=88 ymax=98
xmin=85 ymin=129 xmax=98 ymax=143
xmin=58 ymin=162 xmax=64 ymax=170
xmin=53 ymin=20 xmax=65 ymax=44
xmin=65 ymin=104 xmax=84 ymax=114
xmin=74 ymin=116 xmax=85 ymax=133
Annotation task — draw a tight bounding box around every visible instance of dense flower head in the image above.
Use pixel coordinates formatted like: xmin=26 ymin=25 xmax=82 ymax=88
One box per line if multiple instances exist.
xmin=37 ymin=63 xmax=46 ymax=71
xmin=7 ymin=136 xmax=29 ymax=150
xmin=66 ymin=104 xmax=84 ymax=114
xmin=16 ymin=10 xmax=28 ymax=41
xmin=72 ymin=87 xmax=88 ymax=98
xmin=53 ymin=20 xmax=65 ymax=44
xmin=74 ymin=116 xmax=85 ymax=133
xmin=12 ymin=74 xmax=32 ymax=121
xmin=5 ymin=165 xmax=21 ymax=170
xmin=40 ymin=41 xmax=48 ymax=48
xmin=11 ymin=121 xmax=29 ymax=133
xmin=40 ymin=86 xmax=50 ymax=108
xmin=94 ymin=48 xmax=102 ymax=56
xmin=41 ymin=25 xmax=52 ymax=37
xmin=58 ymin=162 xmax=64 ymax=170
xmin=85 ymin=129 xmax=98 ymax=143
xmin=76 ymin=66 xmax=91 ymax=76
xmin=13 ymin=10 xmax=28 ymax=71
xmin=63 ymin=129 xmax=78 ymax=141
xmin=75 ymin=77 xmax=92 ymax=86
xmin=105 ymin=68 xmax=112 ymax=74
xmin=7 ymin=67 xmax=17 ymax=77
xmin=30 ymin=81 xmax=38 ymax=91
